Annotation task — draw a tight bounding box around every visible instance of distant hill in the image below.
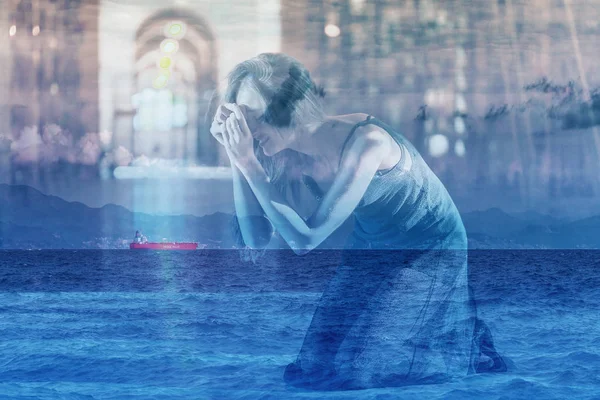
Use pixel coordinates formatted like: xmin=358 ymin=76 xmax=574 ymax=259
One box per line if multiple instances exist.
xmin=0 ymin=184 xmax=237 ymax=249
xmin=0 ymin=184 xmax=599 ymax=249
xmin=461 ymin=207 xmax=526 ymax=238
xmin=463 ymin=207 xmax=600 ymax=249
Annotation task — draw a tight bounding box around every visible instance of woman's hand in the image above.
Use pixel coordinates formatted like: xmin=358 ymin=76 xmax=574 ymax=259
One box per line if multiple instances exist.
xmin=210 ymin=104 xmax=234 ymax=146
xmin=221 ymin=103 xmax=257 ymax=167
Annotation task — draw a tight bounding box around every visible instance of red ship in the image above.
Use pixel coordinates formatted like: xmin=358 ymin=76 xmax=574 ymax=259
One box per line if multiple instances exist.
xmin=129 ymin=230 xmax=198 ymax=250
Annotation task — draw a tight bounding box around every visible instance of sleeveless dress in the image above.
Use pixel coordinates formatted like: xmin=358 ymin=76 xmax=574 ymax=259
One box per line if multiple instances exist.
xmin=284 ymin=116 xmax=505 ymax=390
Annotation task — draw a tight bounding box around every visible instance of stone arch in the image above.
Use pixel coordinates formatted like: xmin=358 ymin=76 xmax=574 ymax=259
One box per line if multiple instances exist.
xmin=132 ymin=8 xmax=218 ymax=164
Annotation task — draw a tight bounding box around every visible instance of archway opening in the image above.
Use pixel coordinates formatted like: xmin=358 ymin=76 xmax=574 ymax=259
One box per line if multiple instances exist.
xmin=132 ymin=9 xmax=217 ymax=164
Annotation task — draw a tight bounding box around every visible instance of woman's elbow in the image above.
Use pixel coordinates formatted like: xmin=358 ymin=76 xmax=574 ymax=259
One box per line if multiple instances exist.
xmin=291 ymin=229 xmax=328 ymax=256
xmin=237 ymin=216 xmax=273 ymax=249
xmin=292 ymin=247 xmax=312 ymax=256
xmin=290 ymin=237 xmax=316 ymax=256
xmin=245 ymin=236 xmax=271 ymax=249
xmin=243 ymin=227 xmax=272 ymax=249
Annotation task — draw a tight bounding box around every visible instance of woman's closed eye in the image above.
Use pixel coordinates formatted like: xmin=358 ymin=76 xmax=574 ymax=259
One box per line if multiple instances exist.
xmin=247 ymin=114 xmax=265 ymax=132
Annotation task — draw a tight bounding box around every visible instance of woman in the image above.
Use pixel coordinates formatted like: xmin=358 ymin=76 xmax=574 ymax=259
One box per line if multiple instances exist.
xmin=210 ymin=53 xmax=506 ymax=390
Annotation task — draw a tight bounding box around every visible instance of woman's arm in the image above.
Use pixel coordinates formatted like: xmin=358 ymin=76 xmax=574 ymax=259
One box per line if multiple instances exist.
xmin=231 ymin=162 xmax=273 ymax=249
xmin=210 ymin=103 xmax=273 ymax=249
xmin=234 ymin=128 xmax=387 ymax=255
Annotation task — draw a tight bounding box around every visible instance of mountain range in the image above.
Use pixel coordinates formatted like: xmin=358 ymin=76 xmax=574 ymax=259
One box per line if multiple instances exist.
xmin=0 ymin=184 xmax=237 ymax=249
xmin=0 ymin=184 xmax=598 ymax=249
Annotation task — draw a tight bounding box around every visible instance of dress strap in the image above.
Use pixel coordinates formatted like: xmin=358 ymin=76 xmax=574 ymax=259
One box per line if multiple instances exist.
xmin=303 ymin=115 xmax=373 ymax=201
xmin=338 ymin=115 xmax=373 ymax=168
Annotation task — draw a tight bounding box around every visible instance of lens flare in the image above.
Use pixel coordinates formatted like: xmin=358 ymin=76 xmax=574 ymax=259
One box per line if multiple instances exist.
xmin=158 ymin=56 xmax=172 ymax=70
xmin=164 ymin=21 xmax=186 ymax=38
xmin=169 ymin=24 xmax=181 ymax=35
xmin=160 ymin=39 xmax=179 ymax=54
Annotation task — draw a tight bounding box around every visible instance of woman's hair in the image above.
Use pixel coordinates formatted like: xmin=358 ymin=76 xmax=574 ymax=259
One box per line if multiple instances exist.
xmin=224 ymin=53 xmax=326 ymax=130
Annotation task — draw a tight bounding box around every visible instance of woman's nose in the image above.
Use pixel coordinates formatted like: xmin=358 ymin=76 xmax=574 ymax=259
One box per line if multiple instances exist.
xmin=247 ymin=119 xmax=258 ymax=132
xmin=237 ymin=104 xmax=257 ymax=131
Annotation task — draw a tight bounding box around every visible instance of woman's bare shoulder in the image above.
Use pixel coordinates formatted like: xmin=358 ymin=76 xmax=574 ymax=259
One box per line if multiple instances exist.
xmin=345 ymin=120 xmax=403 ymax=170
xmin=347 ymin=120 xmax=392 ymax=149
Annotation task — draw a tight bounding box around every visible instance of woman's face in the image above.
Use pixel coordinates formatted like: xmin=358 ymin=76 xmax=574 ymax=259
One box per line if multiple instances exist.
xmin=236 ymin=80 xmax=295 ymax=157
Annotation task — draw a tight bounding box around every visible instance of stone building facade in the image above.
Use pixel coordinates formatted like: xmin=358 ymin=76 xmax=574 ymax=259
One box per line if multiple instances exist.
xmin=2 ymin=0 xmax=599 ymax=213
xmin=280 ymin=0 xmax=600 ymax=208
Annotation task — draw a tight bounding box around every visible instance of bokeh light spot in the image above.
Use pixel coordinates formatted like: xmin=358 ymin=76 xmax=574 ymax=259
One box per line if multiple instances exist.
xmin=425 ymin=119 xmax=434 ymax=134
xmin=158 ymin=56 xmax=172 ymax=70
xmin=169 ymin=24 xmax=182 ymax=35
xmin=325 ymin=24 xmax=340 ymax=38
xmin=164 ymin=21 xmax=186 ymax=38
xmin=160 ymin=39 xmax=179 ymax=54
xmin=153 ymin=74 xmax=169 ymax=89
xmin=454 ymin=117 xmax=466 ymax=135
xmin=455 ymin=94 xmax=467 ymax=113
xmin=455 ymin=139 xmax=466 ymax=157
xmin=350 ymin=0 xmax=366 ymax=13
xmin=429 ymin=134 xmax=449 ymax=157
xmin=455 ymin=47 xmax=467 ymax=67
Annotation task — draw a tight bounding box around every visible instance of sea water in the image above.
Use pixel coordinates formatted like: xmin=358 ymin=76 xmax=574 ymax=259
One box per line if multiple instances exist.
xmin=0 ymin=249 xmax=598 ymax=399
